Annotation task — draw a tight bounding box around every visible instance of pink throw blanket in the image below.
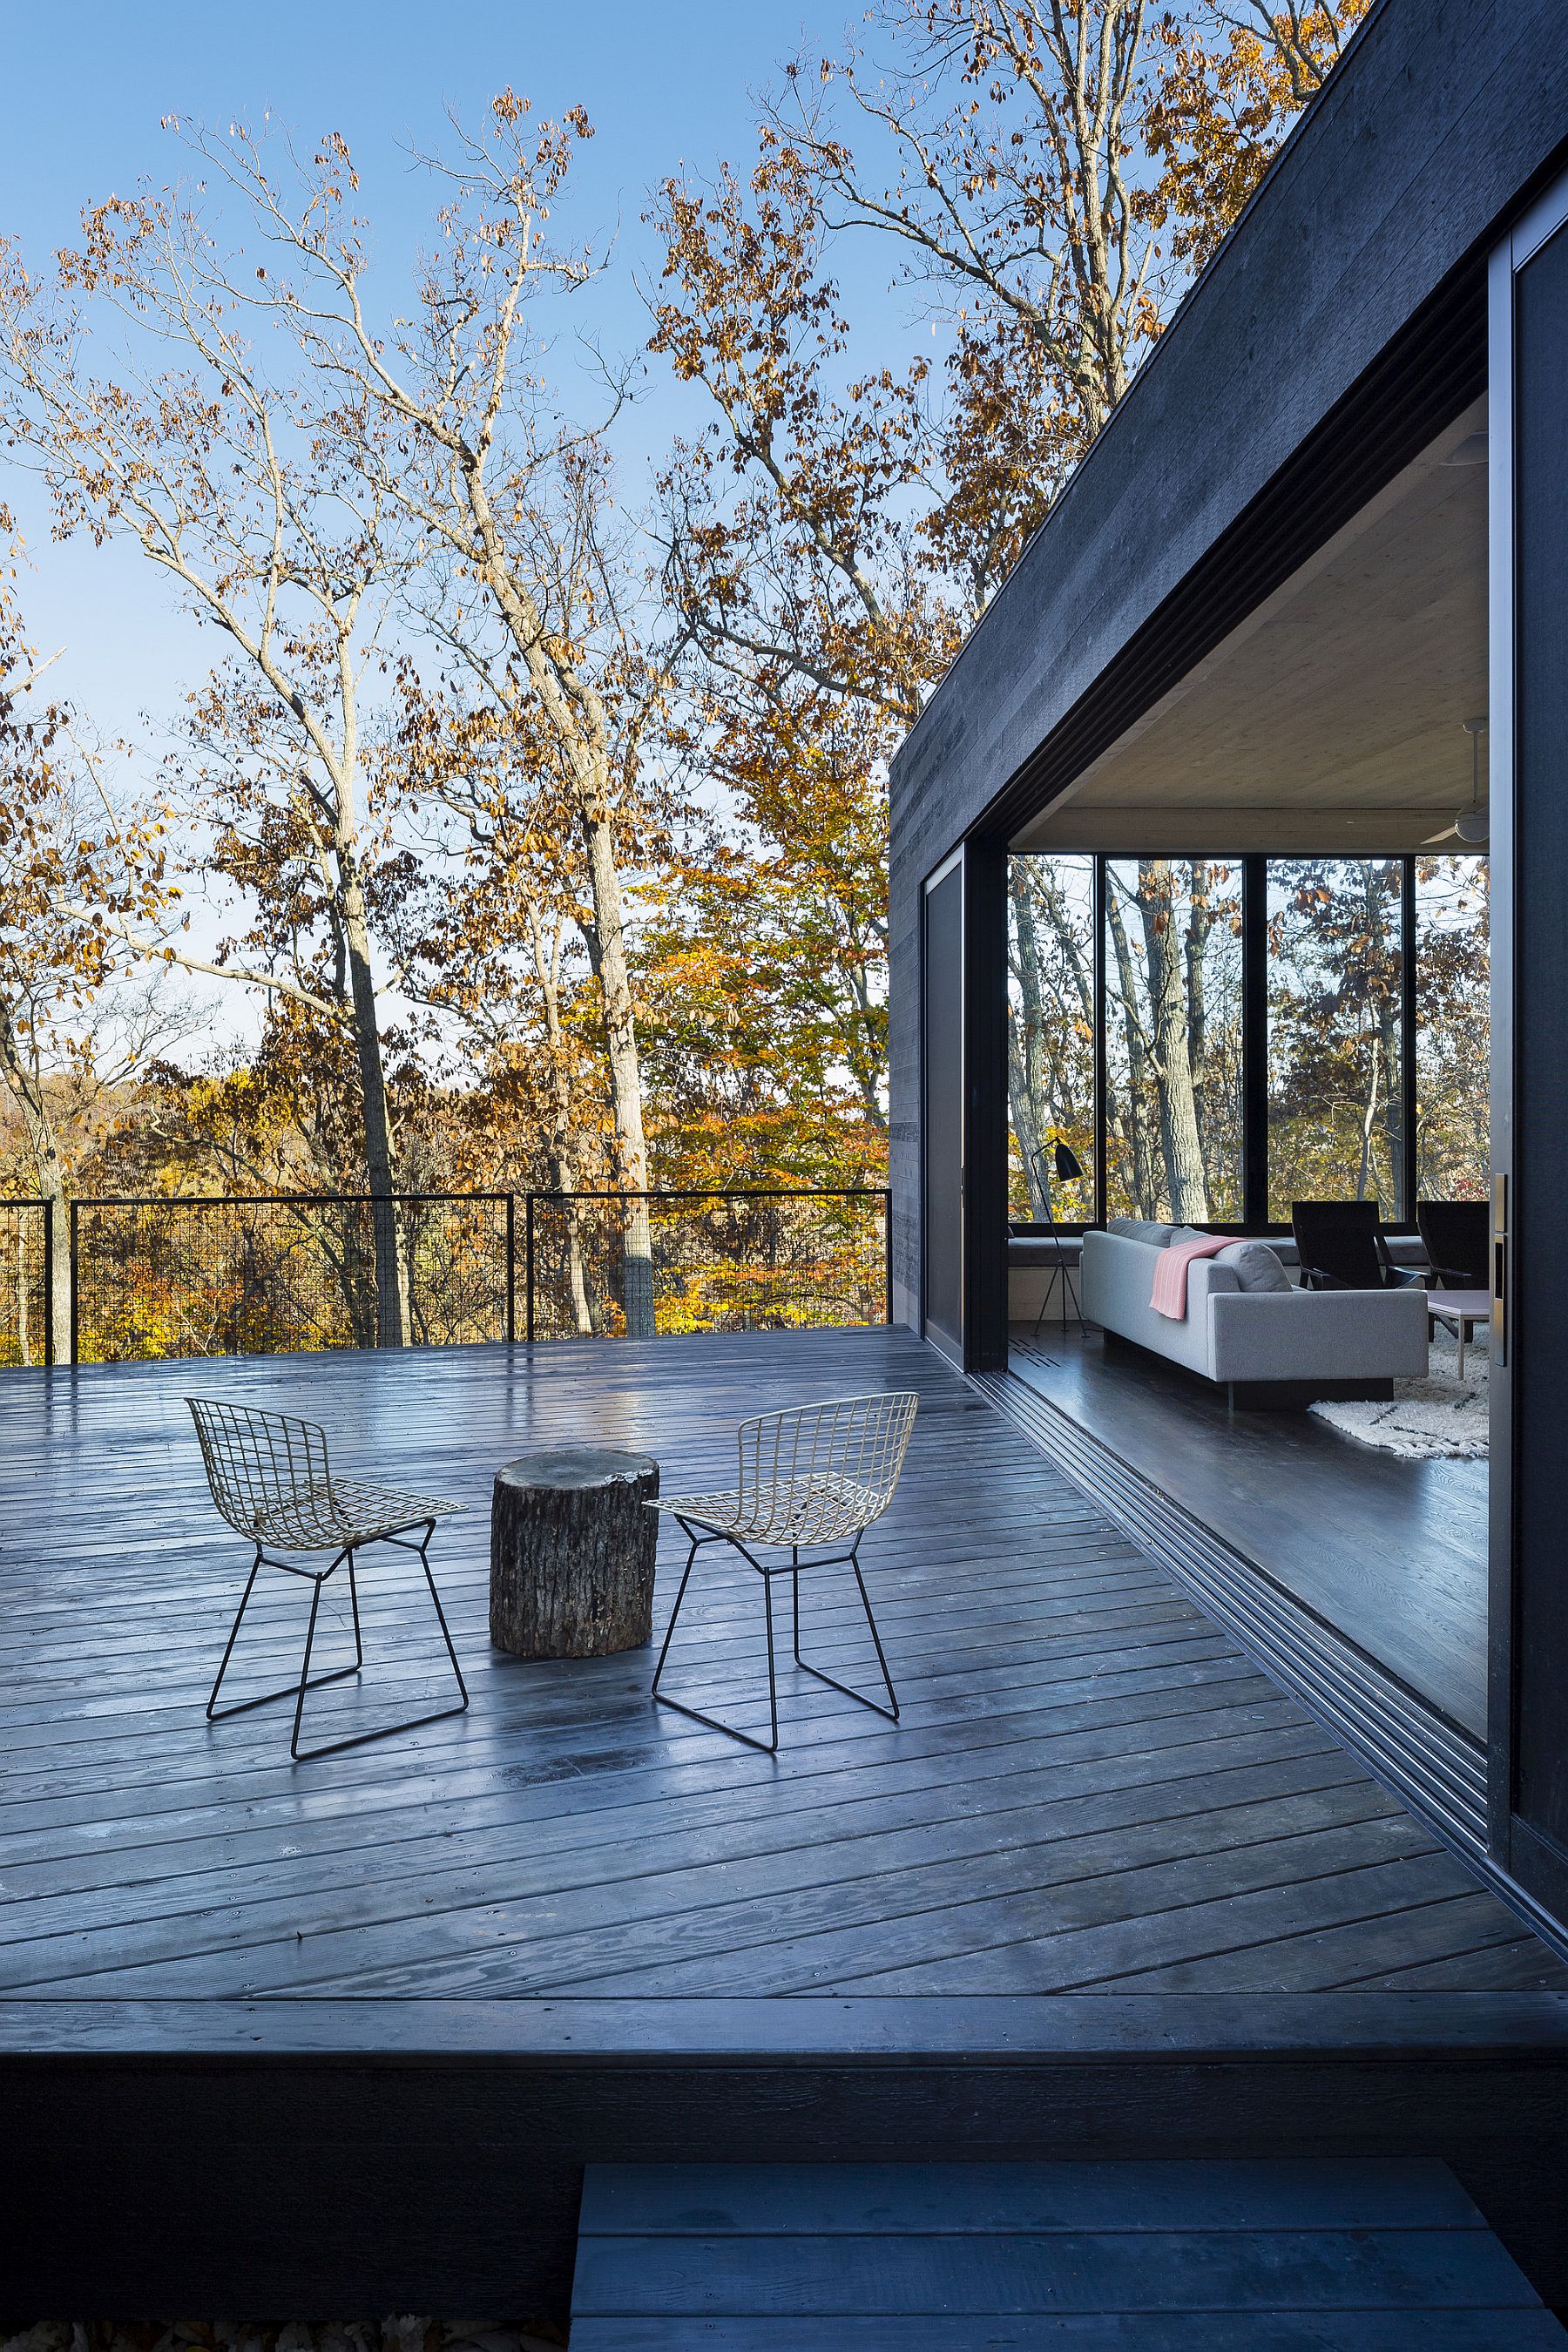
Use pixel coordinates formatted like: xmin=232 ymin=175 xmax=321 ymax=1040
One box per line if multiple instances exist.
xmin=1151 ymin=1233 xmax=1231 ymax=1320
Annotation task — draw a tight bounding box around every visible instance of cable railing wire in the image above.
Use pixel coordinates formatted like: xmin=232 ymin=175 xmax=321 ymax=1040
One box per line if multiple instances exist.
xmin=0 ymin=1187 xmax=891 ymax=1365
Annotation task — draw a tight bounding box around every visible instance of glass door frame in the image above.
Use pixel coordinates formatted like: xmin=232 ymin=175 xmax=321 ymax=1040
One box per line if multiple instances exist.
xmin=1007 ymin=847 xmax=1477 ymax=1236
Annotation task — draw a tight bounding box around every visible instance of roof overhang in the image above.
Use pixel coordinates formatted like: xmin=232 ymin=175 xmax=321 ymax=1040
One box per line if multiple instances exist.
xmin=1010 ymin=400 xmax=1488 ymax=857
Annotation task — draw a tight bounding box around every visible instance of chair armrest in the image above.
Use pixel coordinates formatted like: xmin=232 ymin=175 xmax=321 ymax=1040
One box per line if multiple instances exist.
xmin=1300 ymin=1262 xmax=1352 ymax=1291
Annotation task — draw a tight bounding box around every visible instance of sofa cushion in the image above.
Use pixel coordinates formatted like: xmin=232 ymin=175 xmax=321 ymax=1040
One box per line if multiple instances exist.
xmin=1168 ymin=1225 xmax=1215 ymax=1249
xmin=1216 ymin=1240 xmax=1293 ymax=1294
xmin=1106 ymin=1218 xmax=1174 ymax=1246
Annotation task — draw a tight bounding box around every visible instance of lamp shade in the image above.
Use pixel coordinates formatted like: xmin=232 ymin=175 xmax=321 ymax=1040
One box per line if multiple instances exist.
xmin=1053 ymin=1139 xmax=1085 ymax=1184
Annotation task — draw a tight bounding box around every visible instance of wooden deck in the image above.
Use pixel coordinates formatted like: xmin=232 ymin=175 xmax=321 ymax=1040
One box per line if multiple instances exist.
xmin=570 ymin=2160 xmax=1568 ymax=2347
xmin=1008 ymin=1325 xmax=1487 ymax=1738
xmin=3 ymin=1328 xmax=1567 ymax=2314
xmin=0 ymin=1326 xmax=1544 ymax=2004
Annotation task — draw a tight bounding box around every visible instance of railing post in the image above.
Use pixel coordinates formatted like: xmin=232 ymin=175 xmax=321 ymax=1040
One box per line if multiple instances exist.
xmin=69 ymin=1199 xmax=80 ymax=1367
xmin=504 ymin=1193 xmax=517 ymax=1346
xmin=525 ymin=1192 xmax=537 ymax=1345
xmin=884 ymin=1186 xmax=895 ymax=1324
xmin=40 ymin=1202 xmax=53 ymax=1369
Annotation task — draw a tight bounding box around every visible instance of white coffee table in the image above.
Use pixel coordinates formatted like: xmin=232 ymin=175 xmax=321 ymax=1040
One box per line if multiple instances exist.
xmin=1427 ymin=1288 xmax=1491 ymax=1378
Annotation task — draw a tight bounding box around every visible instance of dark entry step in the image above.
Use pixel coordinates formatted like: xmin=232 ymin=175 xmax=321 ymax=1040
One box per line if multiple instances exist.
xmin=570 ymin=2159 xmax=1566 ymax=2347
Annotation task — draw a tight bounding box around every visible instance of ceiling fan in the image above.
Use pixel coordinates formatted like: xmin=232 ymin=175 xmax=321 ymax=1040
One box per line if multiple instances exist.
xmin=1424 ymin=715 xmax=1490 ymax=846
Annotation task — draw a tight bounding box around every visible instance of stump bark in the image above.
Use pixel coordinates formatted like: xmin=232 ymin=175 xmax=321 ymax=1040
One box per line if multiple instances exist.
xmin=490 ymin=1448 xmax=659 ymax=1659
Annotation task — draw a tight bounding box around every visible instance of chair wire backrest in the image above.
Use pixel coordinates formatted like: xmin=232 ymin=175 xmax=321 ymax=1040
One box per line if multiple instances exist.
xmin=733 ymin=1391 xmax=919 ymax=1544
xmin=187 ymin=1396 xmax=334 ymax=1538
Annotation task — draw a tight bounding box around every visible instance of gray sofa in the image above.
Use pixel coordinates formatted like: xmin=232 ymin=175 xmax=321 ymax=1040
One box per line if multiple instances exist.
xmin=1080 ymin=1226 xmax=1429 ymax=1406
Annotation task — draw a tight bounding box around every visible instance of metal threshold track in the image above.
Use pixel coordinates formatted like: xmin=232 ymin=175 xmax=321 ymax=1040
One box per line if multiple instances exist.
xmin=973 ymin=1360 xmax=1568 ymax=1967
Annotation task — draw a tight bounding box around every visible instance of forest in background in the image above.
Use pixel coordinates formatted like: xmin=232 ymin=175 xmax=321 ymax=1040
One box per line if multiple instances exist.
xmin=0 ymin=3 xmax=1378 ymax=1350
xmin=1007 ymin=855 xmax=1490 ymax=1230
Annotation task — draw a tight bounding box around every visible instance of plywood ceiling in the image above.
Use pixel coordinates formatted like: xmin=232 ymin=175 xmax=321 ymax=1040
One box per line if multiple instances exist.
xmin=1011 ymin=399 xmax=1489 ymax=856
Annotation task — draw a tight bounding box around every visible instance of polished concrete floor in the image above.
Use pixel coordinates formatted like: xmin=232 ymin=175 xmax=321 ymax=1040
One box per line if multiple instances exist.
xmin=1009 ymin=1324 xmax=1488 ymax=1740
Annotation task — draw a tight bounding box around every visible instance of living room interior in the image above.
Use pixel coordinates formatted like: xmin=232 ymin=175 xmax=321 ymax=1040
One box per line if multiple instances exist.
xmin=1002 ymin=393 xmax=1491 ymax=1747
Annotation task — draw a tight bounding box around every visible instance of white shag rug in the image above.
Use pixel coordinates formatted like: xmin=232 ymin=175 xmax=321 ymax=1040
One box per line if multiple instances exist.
xmin=1308 ymin=1329 xmax=1489 ymax=1459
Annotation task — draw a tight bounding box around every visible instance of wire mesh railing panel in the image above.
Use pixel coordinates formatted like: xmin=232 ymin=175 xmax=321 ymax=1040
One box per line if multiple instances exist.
xmin=4 ymin=1186 xmax=887 ymax=1363
xmin=0 ymin=1201 xmax=50 ymax=1368
xmin=529 ymin=1191 xmax=890 ymax=1341
xmin=404 ymin=1195 xmax=510 ymax=1347
xmin=72 ymin=1195 xmax=512 ymax=1363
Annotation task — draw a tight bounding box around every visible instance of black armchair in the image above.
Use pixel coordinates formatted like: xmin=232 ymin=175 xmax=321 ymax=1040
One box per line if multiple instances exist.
xmin=1290 ymin=1200 xmax=1426 ymax=1293
xmin=1416 ymin=1200 xmax=1489 ymax=1292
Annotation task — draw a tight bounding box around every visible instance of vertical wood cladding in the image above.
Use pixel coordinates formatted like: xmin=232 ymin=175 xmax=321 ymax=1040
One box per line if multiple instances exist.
xmin=1511 ymin=214 xmax=1568 ymax=1906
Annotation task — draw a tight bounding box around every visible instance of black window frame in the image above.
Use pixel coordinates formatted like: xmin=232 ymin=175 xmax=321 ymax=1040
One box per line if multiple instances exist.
xmin=1005 ymin=848 xmax=1487 ymax=1238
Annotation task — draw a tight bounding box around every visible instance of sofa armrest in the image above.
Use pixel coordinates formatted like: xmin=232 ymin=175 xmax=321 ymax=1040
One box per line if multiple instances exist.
xmin=1207 ymin=1285 xmax=1429 ymax=1382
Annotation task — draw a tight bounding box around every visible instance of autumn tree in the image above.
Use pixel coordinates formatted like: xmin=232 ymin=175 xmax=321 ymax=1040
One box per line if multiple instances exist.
xmin=648 ymin=139 xmax=963 ymax=1172
xmin=394 ymin=684 xmax=622 ymax=1333
xmin=0 ymin=533 xmax=172 ymax=1359
xmin=754 ymin=0 xmax=1370 ymax=1214
xmin=1413 ymin=856 xmax=1490 ymax=1200
xmin=1146 ymin=1 xmax=1375 ymax=270
xmin=167 ymin=104 xmax=674 ymax=1333
xmin=1267 ymin=858 xmax=1405 ymax=1213
xmin=0 ymin=189 xmax=423 ymax=1342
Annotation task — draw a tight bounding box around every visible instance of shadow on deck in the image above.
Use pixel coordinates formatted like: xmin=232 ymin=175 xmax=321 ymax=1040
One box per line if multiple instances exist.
xmin=1 ymin=1327 xmax=1565 ymax=2314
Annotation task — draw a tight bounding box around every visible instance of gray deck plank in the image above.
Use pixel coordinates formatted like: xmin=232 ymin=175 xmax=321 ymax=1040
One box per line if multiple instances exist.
xmin=578 ymin=2157 xmax=1488 ymax=2234
xmin=567 ymin=2322 xmax=1568 ymax=2349
xmin=0 ymin=1328 xmax=1559 ymax=2011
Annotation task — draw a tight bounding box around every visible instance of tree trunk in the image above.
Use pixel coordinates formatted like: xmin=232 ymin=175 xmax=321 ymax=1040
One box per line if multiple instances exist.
xmin=456 ymin=468 xmax=658 ymax=1339
xmin=490 ymin=1448 xmax=659 ymax=1658
xmin=531 ymin=910 xmax=600 ymax=1336
xmin=578 ymin=815 xmax=656 ymax=1337
xmin=339 ymin=883 xmax=410 ymax=1348
xmin=1139 ymin=862 xmax=1209 ymax=1224
xmin=1105 ymin=887 xmax=1157 ymax=1216
xmin=0 ymin=997 xmax=71 ymax=1363
xmin=1368 ymin=868 xmax=1403 ymax=1215
xmin=1009 ymin=867 xmax=1050 ymax=1215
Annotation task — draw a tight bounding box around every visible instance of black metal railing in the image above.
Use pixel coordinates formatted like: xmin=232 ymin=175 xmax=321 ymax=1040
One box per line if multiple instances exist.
xmin=0 ymin=1199 xmax=51 ymax=1369
xmin=0 ymin=1186 xmax=892 ymax=1366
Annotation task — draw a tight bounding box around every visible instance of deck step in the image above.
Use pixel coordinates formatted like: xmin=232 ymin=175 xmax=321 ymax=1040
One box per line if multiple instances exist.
xmin=569 ymin=2159 xmax=1567 ymax=2347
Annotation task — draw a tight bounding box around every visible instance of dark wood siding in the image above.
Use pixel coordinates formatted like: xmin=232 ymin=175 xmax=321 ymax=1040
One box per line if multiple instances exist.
xmin=889 ymin=0 xmax=1568 ymax=1320
xmin=922 ymin=862 xmax=964 ymax=1355
xmin=1511 ymin=215 xmax=1568 ymax=1904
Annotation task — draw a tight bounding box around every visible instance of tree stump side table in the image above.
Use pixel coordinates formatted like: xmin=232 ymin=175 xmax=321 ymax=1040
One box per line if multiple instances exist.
xmin=490 ymin=1448 xmax=660 ymax=1659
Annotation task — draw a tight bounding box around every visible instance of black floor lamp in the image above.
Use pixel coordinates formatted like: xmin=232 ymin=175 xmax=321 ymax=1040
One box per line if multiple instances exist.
xmin=1033 ymin=1138 xmax=1085 ymax=1335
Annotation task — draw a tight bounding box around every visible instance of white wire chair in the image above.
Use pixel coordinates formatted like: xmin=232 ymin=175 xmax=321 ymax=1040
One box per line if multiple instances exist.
xmin=188 ymin=1396 xmax=469 ymax=1763
xmin=649 ymin=1391 xmax=918 ymax=1753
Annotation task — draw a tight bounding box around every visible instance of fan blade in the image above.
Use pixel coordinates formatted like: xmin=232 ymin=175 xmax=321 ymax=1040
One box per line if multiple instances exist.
xmin=1422 ymin=824 xmax=1460 ymax=844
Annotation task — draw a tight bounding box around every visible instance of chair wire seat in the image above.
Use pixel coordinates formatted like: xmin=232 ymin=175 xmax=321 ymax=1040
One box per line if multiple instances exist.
xmin=652 ymin=1472 xmax=886 ymax=1549
xmin=650 ymin=1391 xmax=918 ymax=1754
xmin=229 ymin=1473 xmax=461 ymax=1552
xmin=187 ymin=1396 xmax=469 ymax=1763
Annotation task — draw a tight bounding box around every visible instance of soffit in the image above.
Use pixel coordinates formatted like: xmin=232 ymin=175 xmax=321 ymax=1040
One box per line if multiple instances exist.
xmin=1010 ymin=400 xmax=1489 ymax=857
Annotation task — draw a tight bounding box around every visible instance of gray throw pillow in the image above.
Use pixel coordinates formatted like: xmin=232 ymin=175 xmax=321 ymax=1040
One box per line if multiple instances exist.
xmin=1167 ymin=1225 xmax=1214 ymax=1250
xmin=1106 ymin=1218 xmax=1175 ymax=1247
xmin=1215 ymin=1240 xmax=1292 ymax=1294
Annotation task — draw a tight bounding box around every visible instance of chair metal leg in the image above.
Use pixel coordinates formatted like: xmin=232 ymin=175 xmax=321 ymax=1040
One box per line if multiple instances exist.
xmin=207 ymin=1544 xmax=362 ymax=1724
xmin=651 ymin=1520 xmax=780 ymax=1754
xmin=291 ymin=1572 xmax=328 ymax=1759
xmin=206 ymin=1524 xmax=469 ymax=1763
xmin=791 ymin=1538 xmax=900 ymax=1722
xmin=291 ymin=1522 xmax=470 ymax=1764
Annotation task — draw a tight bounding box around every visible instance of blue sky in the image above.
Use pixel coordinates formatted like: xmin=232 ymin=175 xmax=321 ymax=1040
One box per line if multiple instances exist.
xmin=1 ymin=0 xmax=910 ymax=740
